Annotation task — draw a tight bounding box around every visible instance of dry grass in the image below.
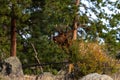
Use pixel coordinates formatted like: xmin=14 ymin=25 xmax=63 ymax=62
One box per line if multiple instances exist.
xmin=110 ymin=72 xmax=120 ymax=80
xmin=78 ymin=42 xmax=109 ymax=62
xmin=24 ymin=75 xmax=37 ymax=80
xmin=110 ymin=60 xmax=120 ymax=80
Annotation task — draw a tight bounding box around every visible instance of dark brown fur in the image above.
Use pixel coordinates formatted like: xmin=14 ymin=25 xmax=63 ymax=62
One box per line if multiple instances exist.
xmin=53 ymin=33 xmax=67 ymax=45
xmin=53 ymin=30 xmax=73 ymax=47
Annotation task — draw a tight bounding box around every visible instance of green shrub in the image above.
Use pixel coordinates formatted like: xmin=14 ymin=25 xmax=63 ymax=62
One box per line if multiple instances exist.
xmin=18 ymin=36 xmax=68 ymax=75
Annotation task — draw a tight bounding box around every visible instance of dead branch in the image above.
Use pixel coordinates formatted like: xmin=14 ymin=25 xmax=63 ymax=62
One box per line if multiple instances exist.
xmin=30 ymin=43 xmax=43 ymax=73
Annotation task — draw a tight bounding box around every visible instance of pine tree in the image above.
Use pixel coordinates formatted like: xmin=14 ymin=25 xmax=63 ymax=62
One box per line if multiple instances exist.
xmin=0 ymin=0 xmax=31 ymax=56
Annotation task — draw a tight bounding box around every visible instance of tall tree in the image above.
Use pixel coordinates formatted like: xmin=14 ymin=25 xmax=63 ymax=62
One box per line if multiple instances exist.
xmin=0 ymin=0 xmax=31 ymax=56
xmin=10 ymin=4 xmax=16 ymax=56
xmin=72 ymin=0 xmax=80 ymax=40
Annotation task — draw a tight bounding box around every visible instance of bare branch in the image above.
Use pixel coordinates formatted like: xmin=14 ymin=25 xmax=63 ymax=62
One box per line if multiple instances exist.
xmin=30 ymin=43 xmax=43 ymax=73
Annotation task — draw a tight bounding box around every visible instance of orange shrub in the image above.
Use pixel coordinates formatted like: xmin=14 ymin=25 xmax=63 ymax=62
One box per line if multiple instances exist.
xmin=70 ymin=41 xmax=117 ymax=77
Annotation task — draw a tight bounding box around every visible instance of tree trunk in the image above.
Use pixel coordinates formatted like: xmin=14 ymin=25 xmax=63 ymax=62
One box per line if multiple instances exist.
xmin=10 ymin=4 xmax=16 ymax=56
xmin=72 ymin=0 xmax=80 ymax=40
xmin=69 ymin=0 xmax=80 ymax=74
xmin=72 ymin=20 xmax=78 ymax=40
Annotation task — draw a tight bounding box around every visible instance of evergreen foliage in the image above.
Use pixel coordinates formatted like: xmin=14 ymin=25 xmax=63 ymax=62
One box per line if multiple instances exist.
xmin=0 ymin=0 xmax=120 ymax=77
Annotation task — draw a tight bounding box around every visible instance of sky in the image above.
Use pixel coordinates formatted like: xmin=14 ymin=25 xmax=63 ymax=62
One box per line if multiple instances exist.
xmin=80 ymin=0 xmax=120 ymax=29
xmin=79 ymin=0 xmax=120 ymax=43
xmin=80 ymin=0 xmax=120 ymax=19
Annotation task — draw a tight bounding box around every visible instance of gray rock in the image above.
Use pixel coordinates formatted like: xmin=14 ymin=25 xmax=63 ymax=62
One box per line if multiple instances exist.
xmin=0 ymin=57 xmax=24 ymax=80
xmin=80 ymin=73 xmax=113 ymax=80
xmin=54 ymin=70 xmax=66 ymax=80
xmin=0 ymin=56 xmax=24 ymax=79
xmin=37 ymin=72 xmax=54 ymax=80
xmin=4 ymin=57 xmax=24 ymax=77
xmin=0 ymin=75 xmax=11 ymax=80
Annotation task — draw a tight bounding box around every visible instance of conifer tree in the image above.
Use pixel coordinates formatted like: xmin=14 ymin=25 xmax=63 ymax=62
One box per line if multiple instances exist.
xmin=0 ymin=0 xmax=31 ymax=56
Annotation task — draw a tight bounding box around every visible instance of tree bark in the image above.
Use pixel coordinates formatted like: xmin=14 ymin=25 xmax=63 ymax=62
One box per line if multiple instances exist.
xmin=72 ymin=0 xmax=80 ymax=40
xmin=69 ymin=0 xmax=80 ymax=74
xmin=72 ymin=20 xmax=78 ymax=40
xmin=10 ymin=4 xmax=16 ymax=56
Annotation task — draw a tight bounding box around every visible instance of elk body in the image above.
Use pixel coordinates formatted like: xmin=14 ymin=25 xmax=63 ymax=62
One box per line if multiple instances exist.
xmin=53 ymin=33 xmax=68 ymax=46
xmin=53 ymin=30 xmax=73 ymax=47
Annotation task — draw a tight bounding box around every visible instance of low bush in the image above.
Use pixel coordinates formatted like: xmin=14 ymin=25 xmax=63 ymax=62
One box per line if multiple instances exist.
xmin=69 ymin=41 xmax=117 ymax=78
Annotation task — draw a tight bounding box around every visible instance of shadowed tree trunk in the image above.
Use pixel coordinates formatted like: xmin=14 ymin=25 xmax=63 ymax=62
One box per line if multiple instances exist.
xmin=10 ymin=4 xmax=16 ymax=56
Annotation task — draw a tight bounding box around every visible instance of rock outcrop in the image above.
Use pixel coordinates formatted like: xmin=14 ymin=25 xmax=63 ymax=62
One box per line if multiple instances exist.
xmin=0 ymin=57 xmax=24 ymax=80
xmin=80 ymin=73 xmax=113 ymax=80
xmin=5 ymin=57 xmax=24 ymax=76
xmin=0 ymin=57 xmax=117 ymax=80
xmin=38 ymin=72 xmax=54 ymax=80
xmin=24 ymin=72 xmax=54 ymax=80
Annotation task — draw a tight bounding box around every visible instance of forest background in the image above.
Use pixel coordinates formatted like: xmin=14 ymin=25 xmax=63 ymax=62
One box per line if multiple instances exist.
xmin=0 ymin=0 xmax=120 ymax=78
